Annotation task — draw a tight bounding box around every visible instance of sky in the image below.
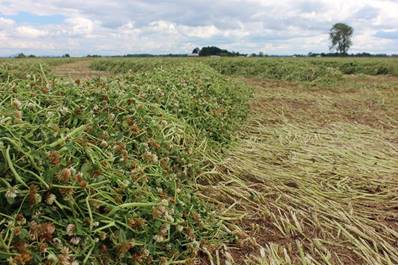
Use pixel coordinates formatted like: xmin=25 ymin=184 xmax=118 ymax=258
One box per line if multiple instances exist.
xmin=0 ymin=0 xmax=397 ymax=56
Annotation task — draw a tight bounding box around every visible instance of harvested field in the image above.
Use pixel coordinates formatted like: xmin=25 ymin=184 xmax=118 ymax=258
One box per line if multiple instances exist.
xmin=1 ymin=57 xmax=398 ymax=264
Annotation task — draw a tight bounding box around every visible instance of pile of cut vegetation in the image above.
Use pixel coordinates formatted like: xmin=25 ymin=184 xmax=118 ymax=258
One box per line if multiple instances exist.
xmin=0 ymin=63 xmax=250 ymax=264
xmin=0 ymin=62 xmax=51 ymax=82
xmin=316 ymin=59 xmax=398 ymax=76
xmin=91 ymin=58 xmax=344 ymax=82
xmin=204 ymin=58 xmax=343 ymax=82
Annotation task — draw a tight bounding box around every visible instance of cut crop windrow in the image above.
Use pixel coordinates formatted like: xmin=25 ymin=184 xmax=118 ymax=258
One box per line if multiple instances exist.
xmin=0 ymin=61 xmax=251 ymax=264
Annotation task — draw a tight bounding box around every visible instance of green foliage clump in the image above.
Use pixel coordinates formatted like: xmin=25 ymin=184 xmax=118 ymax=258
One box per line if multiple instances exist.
xmin=123 ymin=64 xmax=251 ymax=143
xmin=91 ymin=57 xmax=398 ymax=82
xmin=0 ymin=63 xmax=249 ymax=264
xmin=0 ymin=61 xmax=51 ymax=82
xmin=0 ymin=59 xmax=75 ymax=82
xmin=319 ymin=60 xmax=397 ymax=76
xmin=205 ymin=58 xmax=343 ymax=82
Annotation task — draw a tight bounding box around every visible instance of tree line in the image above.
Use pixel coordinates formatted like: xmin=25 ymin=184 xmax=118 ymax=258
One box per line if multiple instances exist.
xmin=11 ymin=23 xmax=392 ymax=58
xmin=192 ymin=46 xmax=244 ymax=57
xmin=192 ymin=23 xmax=357 ymax=57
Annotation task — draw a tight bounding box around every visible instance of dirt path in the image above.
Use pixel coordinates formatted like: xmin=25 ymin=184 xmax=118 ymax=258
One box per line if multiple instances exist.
xmin=53 ymin=60 xmax=109 ymax=80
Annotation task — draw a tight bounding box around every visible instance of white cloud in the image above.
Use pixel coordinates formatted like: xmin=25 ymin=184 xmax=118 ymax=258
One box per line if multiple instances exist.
xmin=65 ymin=17 xmax=95 ymax=36
xmin=179 ymin=25 xmax=220 ymax=38
xmin=0 ymin=0 xmax=397 ymax=56
xmin=16 ymin=26 xmax=48 ymax=38
xmin=0 ymin=17 xmax=15 ymax=26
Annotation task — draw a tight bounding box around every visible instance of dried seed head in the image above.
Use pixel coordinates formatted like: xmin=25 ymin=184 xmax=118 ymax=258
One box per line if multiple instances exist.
xmin=98 ymin=231 xmax=107 ymax=241
xmin=70 ymin=236 xmax=81 ymax=245
xmin=48 ymin=151 xmax=61 ymax=165
xmin=160 ymin=158 xmax=170 ymax=171
xmin=16 ymin=213 xmax=26 ymax=225
xmin=59 ymin=188 xmax=75 ymax=200
xmin=60 ymin=106 xmax=70 ymax=115
xmin=79 ymin=180 xmax=87 ymax=188
xmin=142 ymin=151 xmax=158 ymax=163
xmin=101 ymin=131 xmax=109 ymax=139
xmin=27 ymin=102 xmax=35 ymax=109
xmin=28 ymin=185 xmax=40 ymax=207
xmin=191 ymin=212 xmax=202 ymax=224
xmin=15 ymin=110 xmax=23 ymax=120
xmin=100 ymin=139 xmax=108 ymax=148
xmin=39 ymin=242 xmax=48 ymax=253
xmin=41 ymin=86 xmax=49 ymax=94
xmin=159 ymin=257 xmax=168 ymax=265
xmin=130 ymin=123 xmax=141 ymax=134
xmin=113 ymin=143 xmax=125 ymax=153
xmin=185 ymin=227 xmax=196 ymax=241
xmin=30 ymin=222 xmax=56 ymax=241
xmin=66 ymin=224 xmax=76 ymax=236
xmin=117 ymin=242 xmax=132 ymax=256
xmin=46 ymin=193 xmax=57 ymax=205
xmin=14 ymin=227 xmax=21 ymax=238
xmin=164 ymin=212 xmax=174 ymax=223
xmin=12 ymin=99 xmax=22 ymax=110
xmin=60 ymin=247 xmax=70 ymax=255
xmin=5 ymin=187 xmax=18 ymax=204
xmin=159 ymin=224 xmax=170 ymax=237
xmin=148 ymin=138 xmax=160 ymax=149
xmin=152 ymin=205 xmax=166 ymax=220
xmin=128 ymin=218 xmax=146 ymax=229
xmin=58 ymin=247 xmax=72 ymax=265
xmin=153 ymin=234 xmax=166 ymax=243
xmin=160 ymin=199 xmax=169 ymax=207
xmin=120 ymin=149 xmax=129 ymax=161
xmin=58 ymin=168 xmax=72 ymax=182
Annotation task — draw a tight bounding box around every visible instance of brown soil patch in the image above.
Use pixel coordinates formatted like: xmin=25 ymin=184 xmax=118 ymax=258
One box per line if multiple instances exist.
xmin=53 ymin=60 xmax=109 ymax=80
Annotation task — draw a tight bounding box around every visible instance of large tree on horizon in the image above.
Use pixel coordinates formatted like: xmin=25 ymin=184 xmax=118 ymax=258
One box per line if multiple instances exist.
xmin=329 ymin=23 xmax=354 ymax=55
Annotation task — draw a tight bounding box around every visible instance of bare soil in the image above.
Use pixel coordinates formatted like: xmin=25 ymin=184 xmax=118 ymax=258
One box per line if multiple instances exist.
xmin=52 ymin=60 xmax=109 ymax=80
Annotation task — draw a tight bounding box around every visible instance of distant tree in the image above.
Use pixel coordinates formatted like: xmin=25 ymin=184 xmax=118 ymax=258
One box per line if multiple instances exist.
xmin=192 ymin=47 xmax=200 ymax=54
xmin=63 ymin=53 xmax=71 ymax=58
xmin=16 ymin=53 xmax=26 ymax=58
xmin=199 ymin=46 xmax=230 ymax=56
xmin=329 ymin=23 xmax=354 ymax=55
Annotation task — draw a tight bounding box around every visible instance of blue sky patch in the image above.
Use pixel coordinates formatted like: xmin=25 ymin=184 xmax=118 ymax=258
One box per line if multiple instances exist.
xmin=3 ymin=12 xmax=65 ymax=25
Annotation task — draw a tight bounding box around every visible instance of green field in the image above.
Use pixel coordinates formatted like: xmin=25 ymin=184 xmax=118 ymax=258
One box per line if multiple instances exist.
xmin=90 ymin=57 xmax=398 ymax=80
xmin=1 ymin=57 xmax=398 ymax=264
